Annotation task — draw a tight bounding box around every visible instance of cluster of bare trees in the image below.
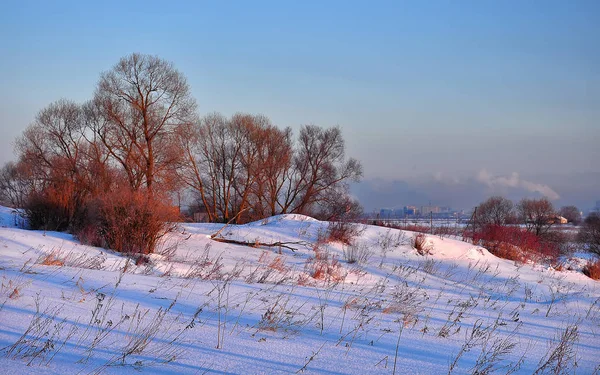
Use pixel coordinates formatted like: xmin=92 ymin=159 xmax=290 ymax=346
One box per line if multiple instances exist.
xmin=471 ymin=196 xmax=565 ymax=262
xmin=472 ymin=196 xmax=600 ymax=262
xmin=0 ymin=53 xmax=362 ymax=253
xmin=178 ymin=115 xmax=361 ymax=223
xmin=473 ymin=196 xmax=576 ymax=236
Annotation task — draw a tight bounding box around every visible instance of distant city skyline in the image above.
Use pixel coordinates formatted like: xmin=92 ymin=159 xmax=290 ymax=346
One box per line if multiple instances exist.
xmin=1 ymin=1 xmax=598 ymax=210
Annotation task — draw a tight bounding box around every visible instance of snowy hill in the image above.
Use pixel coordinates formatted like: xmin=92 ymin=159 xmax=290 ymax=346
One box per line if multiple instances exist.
xmin=0 ymin=208 xmax=598 ymax=374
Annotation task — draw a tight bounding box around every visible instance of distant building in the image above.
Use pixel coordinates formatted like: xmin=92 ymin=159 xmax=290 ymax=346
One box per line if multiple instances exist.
xmin=404 ymin=206 xmax=418 ymax=216
xmin=420 ymin=205 xmax=441 ymax=215
xmin=552 ymin=216 xmax=568 ymax=225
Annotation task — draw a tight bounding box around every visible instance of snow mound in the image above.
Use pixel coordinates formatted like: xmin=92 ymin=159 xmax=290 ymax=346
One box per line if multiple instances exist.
xmin=465 ymin=246 xmax=488 ymax=260
xmin=1 ymin=205 xmax=599 ymax=374
xmin=0 ymin=206 xmax=17 ymax=227
xmin=247 ymin=214 xmax=320 ymax=226
xmin=0 ymin=206 xmax=27 ymax=228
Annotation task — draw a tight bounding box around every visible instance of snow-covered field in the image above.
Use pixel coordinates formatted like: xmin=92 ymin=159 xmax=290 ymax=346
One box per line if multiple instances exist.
xmin=0 ymin=206 xmax=598 ymax=374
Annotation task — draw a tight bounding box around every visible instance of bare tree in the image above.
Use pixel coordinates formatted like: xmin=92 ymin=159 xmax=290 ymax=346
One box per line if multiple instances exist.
xmin=184 ymin=113 xmax=291 ymax=223
xmin=475 ymin=196 xmax=514 ymax=228
xmin=0 ymin=162 xmax=31 ymax=208
xmin=249 ymin=122 xmax=293 ymax=219
xmin=92 ymin=53 xmax=197 ymax=194
xmin=312 ymin=185 xmax=363 ymax=222
xmin=578 ymin=213 xmax=600 ymax=255
xmin=15 ymin=99 xmax=84 ymax=183
xmin=13 ymin=99 xmax=91 ymax=230
xmin=196 ymin=113 xmax=244 ymax=222
xmin=518 ymin=198 xmax=556 ymax=237
xmin=179 ymin=118 xmax=362 ymax=223
xmin=279 ymin=125 xmax=362 ymax=216
xmin=176 ymin=120 xmax=214 ymax=221
xmin=559 ymin=206 xmax=581 ymax=225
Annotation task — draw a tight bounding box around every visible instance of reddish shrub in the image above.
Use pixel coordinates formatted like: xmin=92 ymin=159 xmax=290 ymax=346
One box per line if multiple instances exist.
xmin=75 ymin=224 xmax=104 ymax=248
xmin=76 ymin=188 xmax=179 ymax=255
xmin=473 ymin=225 xmax=560 ymax=263
xmin=23 ymin=166 xmax=92 ymax=232
xmin=324 ymin=221 xmax=362 ymax=245
xmin=582 ymin=260 xmax=600 ymax=280
xmin=404 ymin=224 xmax=430 ymax=233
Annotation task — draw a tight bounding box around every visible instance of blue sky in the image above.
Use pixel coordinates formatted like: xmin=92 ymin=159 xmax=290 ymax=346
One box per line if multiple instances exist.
xmin=1 ymin=1 xmax=598 ymax=210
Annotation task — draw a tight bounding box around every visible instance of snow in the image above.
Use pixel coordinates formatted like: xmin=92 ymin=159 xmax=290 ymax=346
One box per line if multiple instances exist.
xmin=0 ymin=207 xmax=599 ymax=374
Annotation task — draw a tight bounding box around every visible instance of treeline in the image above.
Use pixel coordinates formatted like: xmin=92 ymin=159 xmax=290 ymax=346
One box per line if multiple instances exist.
xmin=471 ymin=196 xmax=600 ymax=264
xmin=0 ymin=53 xmax=362 ymax=253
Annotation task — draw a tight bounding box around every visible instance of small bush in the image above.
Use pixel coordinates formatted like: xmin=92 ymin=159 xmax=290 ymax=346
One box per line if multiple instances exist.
xmin=543 ymin=230 xmax=572 ymax=256
xmin=24 ymin=191 xmax=72 ymax=232
xmin=324 ymin=221 xmax=363 ymax=245
xmin=74 ymin=224 xmax=104 ymax=248
xmin=134 ymin=254 xmax=151 ymax=266
xmin=414 ymin=233 xmax=433 ymax=255
xmin=342 ymin=241 xmax=372 ymax=264
xmin=76 ymin=189 xmax=179 ymax=255
xmin=582 ymin=260 xmax=600 ymax=280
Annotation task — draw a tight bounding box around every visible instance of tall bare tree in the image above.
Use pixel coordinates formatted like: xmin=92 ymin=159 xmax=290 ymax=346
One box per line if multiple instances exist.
xmin=13 ymin=99 xmax=92 ymax=229
xmin=198 ymin=113 xmax=242 ymax=222
xmin=251 ymin=123 xmax=293 ymax=218
xmin=92 ymin=53 xmax=197 ymax=194
xmin=518 ymin=197 xmax=556 ymax=236
xmin=279 ymin=125 xmax=362 ymax=216
xmin=0 ymin=162 xmax=31 ymax=208
xmin=16 ymin=99 xmax=84 ymax=183
xmin=475 ymin=196 xmax=514 ymax=228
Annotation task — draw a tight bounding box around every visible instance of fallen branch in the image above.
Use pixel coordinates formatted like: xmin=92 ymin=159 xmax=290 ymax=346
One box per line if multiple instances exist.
xmin=210 ymin=208 xmax=250 ymax=239
xmin=210 ymin=237 xmax=309 ymax=252
xmin=209 ymin=210 xmax=311 ymax=251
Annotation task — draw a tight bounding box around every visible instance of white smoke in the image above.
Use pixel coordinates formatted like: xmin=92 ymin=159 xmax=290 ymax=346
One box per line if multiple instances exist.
xmin=476 ymin=169 xmax=560 ymax=200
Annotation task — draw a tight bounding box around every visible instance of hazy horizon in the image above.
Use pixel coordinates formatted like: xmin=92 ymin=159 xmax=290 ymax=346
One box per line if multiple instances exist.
xmin=1 ymin=1 xmax=598 ymax=211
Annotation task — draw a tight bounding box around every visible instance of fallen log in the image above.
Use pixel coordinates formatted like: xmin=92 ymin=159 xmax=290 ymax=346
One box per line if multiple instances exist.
xmin=209 ymin=236 xmax=310 ymax=252
xmin=208 ymin=210 xmax=311 ymax=251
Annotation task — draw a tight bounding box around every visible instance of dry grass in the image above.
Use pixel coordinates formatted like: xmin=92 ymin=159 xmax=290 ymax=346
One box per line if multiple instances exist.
xmin=342 ymin=241 xmax=372 ymax=264
xmin=38 ymin=252 xmax=65 ymax=267
xmin=582 ymin=259 xmax=600 ymax=280
xmin=304 ymin=246 xmax=346 ymax=282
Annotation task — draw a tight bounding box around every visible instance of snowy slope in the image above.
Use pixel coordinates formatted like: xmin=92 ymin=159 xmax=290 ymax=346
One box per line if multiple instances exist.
xmin=0 ymin=210 xmax=598 ymax=374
